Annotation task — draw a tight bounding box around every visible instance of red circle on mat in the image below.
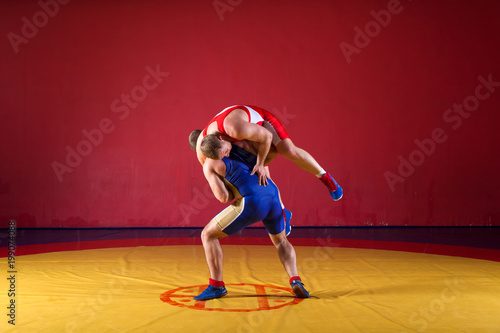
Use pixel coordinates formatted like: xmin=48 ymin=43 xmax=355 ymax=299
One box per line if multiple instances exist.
xmin=160 ymin=283 xmax=304 ymax=312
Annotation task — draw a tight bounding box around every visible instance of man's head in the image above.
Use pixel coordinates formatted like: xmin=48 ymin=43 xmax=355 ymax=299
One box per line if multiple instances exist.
xmin=201 ymin=134 xmax=232 ymax=160
xmin=189 ymin=129 xmax=202 ymax=151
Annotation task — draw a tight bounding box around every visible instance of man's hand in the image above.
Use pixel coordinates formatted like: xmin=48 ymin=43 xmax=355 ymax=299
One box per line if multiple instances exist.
xmin=264 ymin=165 xmax=271 ymax=180
xmin=251 ymin=164 xmax=268 ymax=186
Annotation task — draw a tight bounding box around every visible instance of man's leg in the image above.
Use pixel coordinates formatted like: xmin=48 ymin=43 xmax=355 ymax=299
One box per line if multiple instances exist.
xmin=268 ymin=230 xmax=309 ymax=298
xmin=275 ymin=138 xmax=323 ymax=175
xmin=268 ymin=230 xmax=298 ymax=277
xmin=276 ymin=139 xmax=343 ymax=201
xmin=200 ymin=219 xmax=227 ymax=281
xmin=194 ymin=220 xmax=228 ymax=300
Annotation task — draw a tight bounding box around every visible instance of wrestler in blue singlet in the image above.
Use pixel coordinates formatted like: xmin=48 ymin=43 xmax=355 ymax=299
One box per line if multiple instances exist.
xmin=216 ymin=145 xmax=285 ymax=235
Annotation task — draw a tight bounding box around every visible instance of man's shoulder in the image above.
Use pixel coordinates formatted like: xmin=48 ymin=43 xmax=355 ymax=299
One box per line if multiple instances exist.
xmin=203 ymin=157 xmax=225 ymax=176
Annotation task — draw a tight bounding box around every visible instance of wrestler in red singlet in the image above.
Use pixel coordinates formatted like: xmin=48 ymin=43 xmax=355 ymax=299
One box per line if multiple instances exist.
xmin=202 ymin=105 xmax=289 ymax=145
xmin=198 ymin=104 xmax=343 ymax=201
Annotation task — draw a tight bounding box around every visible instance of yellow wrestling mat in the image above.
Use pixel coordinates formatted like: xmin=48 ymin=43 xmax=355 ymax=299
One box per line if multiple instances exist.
xmin=2 ymin=245 xmax=500 ymax=332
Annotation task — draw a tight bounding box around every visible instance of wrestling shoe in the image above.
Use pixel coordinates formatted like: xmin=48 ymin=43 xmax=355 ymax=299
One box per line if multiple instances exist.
xmin=284 ymin=208 xmax=292 ymax=236
xmin=320 ymin=173 xmax=343 ymax=201
xmin=291 ymin=279 xmax=310 ymax=298
xmin=193 ymin=285 xmax=227 ymax=301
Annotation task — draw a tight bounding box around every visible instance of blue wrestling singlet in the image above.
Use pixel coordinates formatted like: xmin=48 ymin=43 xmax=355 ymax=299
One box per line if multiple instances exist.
xmin=212 ymin=145 xmax=285 ymax=235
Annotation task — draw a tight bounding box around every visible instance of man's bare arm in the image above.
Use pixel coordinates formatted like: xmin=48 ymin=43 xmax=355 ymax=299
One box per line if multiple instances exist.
xmin=226 ymin=121 xmax=272 ymax=186
xmin=203 ymin=160 xmax=234 ymax=203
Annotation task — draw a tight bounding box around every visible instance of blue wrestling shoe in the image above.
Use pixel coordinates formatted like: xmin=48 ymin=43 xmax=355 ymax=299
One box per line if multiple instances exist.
xmin=320 ymin=173 xmax=343 ymax=201
xmin=291 ymin=279 xmax=310 ymax=298
xmin=284 ymin=208 xmax=292 ymax=236
xmin=193 ymin=285 xmax=227 ymax=301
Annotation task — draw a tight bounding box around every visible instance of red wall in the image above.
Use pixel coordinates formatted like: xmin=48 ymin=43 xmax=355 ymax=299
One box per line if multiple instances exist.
xmin=1 ymin=0 xmax=499 ymax=227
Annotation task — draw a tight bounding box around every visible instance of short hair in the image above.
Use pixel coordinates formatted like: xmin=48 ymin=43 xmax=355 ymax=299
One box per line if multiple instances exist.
xmin=201 ymin=133 xmax=223 ymax=159
xmin=189 ymin=129 xmax=202 ymax=151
